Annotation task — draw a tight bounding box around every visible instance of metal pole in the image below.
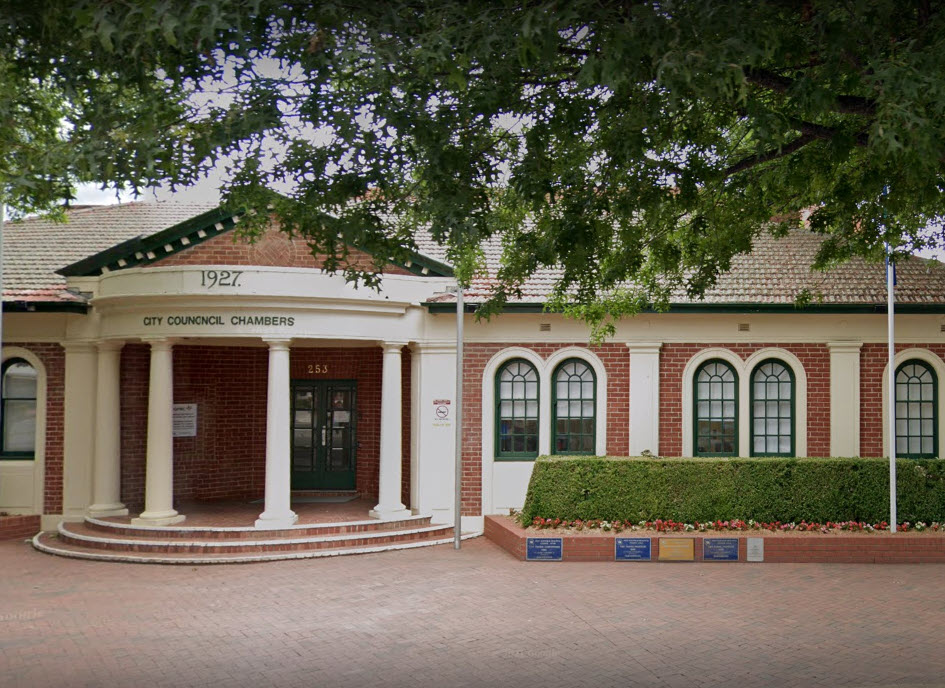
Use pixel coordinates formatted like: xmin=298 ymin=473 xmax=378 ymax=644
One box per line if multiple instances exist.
xmin=887 ymin=243 xmax=897 ymax=533
xmin=0 ymin=201 xmax=5 ymax=445
xmin=454 ymin=285 xmax=464 ymax=549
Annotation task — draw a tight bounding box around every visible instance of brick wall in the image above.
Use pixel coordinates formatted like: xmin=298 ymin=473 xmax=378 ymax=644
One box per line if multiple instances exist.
xmin=461 ymin=343 xmax=630 ymax=516
xmin=7 ymin=342 xmax=65 ymax=515
xmin=158 ymin=226 xmax=414 ymax=275
xmin=463 ymin=342 xmax=836 ymax=516
xmin=120 ymin=344 xmax=407 ymax=509
xmin=0 ymin=514 xmax=41 ymax=540
xmin=860 ymin=344 xmax=945 ymax=457
xmin=659 ymin=343 xmax=831 ymax=457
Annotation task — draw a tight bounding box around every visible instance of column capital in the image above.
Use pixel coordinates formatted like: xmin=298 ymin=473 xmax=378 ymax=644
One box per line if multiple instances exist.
xmin=826 ymin=340 xmax=863 ymax=353
xmin=61 ymin=340 xmax=98 ymax=354
xmin=141 ymin=337 xmax=175 ymax=351
xmin=262 ymin=337 xmax=293 ymax=351
xmin=95 ymin=339 xmax=126 ymax=353
xmin=381 ymin=341 xmax=409 ymax=353
xmin=410 ymin=341 xmax=457 ymax=355
xmin=625 ymin=341 xmax=663 ymax=353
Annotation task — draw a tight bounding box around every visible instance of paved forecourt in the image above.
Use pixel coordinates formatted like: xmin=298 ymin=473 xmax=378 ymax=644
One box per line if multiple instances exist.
xmin=2 ymin=537 xmax=943 ymax=688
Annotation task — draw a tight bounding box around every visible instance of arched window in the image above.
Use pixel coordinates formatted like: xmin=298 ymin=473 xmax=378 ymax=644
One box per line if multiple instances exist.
xmin=694 ymin=360 xmax=737 ymax=456
xmin=552 ymin=358 xmax=596 ymax=454
xmin=495 ymin=359 xmax=539 ymax=459
xmin=1 ymin=359 xmax=37 ymax=458
xmin=750 ymin=359 xmax=794 ymax=456
xmin=895 ymin=360 xmax=937 ymax=458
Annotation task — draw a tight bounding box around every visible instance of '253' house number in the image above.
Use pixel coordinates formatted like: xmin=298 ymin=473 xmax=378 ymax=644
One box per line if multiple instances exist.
xmin=307 ymin=364 xmax=329 ymax=374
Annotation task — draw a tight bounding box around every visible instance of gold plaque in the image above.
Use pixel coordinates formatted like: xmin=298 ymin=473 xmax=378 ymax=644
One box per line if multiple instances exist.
xmin=658 ymin=538 xmax=695 ymax=561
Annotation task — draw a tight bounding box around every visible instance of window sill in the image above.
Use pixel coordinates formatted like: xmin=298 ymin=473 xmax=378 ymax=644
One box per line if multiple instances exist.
xmin=0 ymin=454 xmax=35 ymax=461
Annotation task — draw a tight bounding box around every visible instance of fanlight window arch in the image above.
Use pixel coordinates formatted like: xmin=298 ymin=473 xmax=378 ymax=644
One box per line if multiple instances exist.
xmin=895 ymin=360 xmax=937 ymax=459
xmin=552 ymin=358 xmax=596 ymax=454
xmin=495 ymin=359 xmax=540 ymax=459
xmin=750 ymin=359 xmax=795 ymax=456
xmin=694 ymin=360 xmax=738 ymax=456
xmin=1 ymin=359 xmax=38 ymax=457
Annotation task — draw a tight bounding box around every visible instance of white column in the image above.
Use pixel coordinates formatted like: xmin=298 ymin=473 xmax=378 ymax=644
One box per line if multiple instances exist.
xmin=371 ymin=342 xmax=411 ymax=520
xmin=627 ymin=342 xmax=662 ymax=455
xmin=62 ymin=342 xmax=98 ymax=520
xmin=827 ymin=341 xmax=862 ymax=457
xmin=88 ymin=341 xmax=128 ymax=517
xmin=132 ymin=338 xmax=185 ymax=525
xmin=255 ymin=338 xmax=298 ymax=529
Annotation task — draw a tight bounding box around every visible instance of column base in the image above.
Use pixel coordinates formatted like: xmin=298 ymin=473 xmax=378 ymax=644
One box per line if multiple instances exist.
xmin=255 ymin=511 xmax=299 ymax=530
xmin=369 ymin=505 xmax=412 ymax=521
xmin=87 ymin=503 xmax=129 ymax=518
xmin=132 ymin=510 xmax=185 ymax=526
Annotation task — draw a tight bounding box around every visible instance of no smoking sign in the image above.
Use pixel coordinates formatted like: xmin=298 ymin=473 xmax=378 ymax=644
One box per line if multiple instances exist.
xmin=433 ymin=399 xmax=451 ymax=420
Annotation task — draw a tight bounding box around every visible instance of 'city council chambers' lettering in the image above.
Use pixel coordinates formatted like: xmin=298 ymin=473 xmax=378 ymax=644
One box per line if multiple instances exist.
xmin=142 ymin=314 xmax=295 ymax=327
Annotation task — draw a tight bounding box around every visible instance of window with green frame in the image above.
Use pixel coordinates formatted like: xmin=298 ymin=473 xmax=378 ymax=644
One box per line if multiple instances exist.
xmin=750 ymin=359 xmax=794 ymax=456
xmin=495 ymin=359 xmax=539 ymax=459
xmin=694 ymin=360 xmax=737 ymax=456
xmin=1 ymin=358 xmax=37 ymax=459
xmin=895 ymin=360 xmax=937 ymax=458
xmin=552 ymin=358 xmax=596 ymax=454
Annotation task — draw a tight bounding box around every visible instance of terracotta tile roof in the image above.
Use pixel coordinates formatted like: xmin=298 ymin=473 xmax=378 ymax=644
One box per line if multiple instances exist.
xmin=428 ymin=229 xmax=945 ymax=307
xmin=2 ymin=201 xmax=219 ymax=303
xmin=4 ymin=201 xmax=943 ymax=308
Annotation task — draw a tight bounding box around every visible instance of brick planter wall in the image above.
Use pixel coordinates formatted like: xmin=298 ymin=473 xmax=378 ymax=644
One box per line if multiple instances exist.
xmin=0 ymin=515 xmax=41 ymax=541
xmin=485 ymin=515 xmax=945 ymax=564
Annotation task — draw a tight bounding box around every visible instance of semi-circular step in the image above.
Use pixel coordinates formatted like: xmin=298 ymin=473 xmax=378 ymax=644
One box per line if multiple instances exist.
xmin=33 ymin=530 xmax=481 ymax=565
xmin=83 ymin=514 xmax=432 ymax=539
xmin=57 ymin=520 xmax=455 ymax=554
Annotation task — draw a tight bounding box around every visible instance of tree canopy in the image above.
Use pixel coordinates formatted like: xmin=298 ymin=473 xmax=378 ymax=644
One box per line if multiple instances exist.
xmin=6 ymin=1 xmax=945 ymax=332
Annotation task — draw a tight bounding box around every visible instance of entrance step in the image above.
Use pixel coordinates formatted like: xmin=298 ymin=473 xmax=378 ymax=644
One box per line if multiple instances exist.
xmin=33 ymin=517 xmax=480 ymax=564
xmin=290 ymin=490 xmax=359 ymax=498
xmin=82 ymin=514 xmax=430 ymax=539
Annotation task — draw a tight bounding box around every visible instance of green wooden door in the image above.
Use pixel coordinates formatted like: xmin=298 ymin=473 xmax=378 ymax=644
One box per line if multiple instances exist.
xmin=291 ymin=380 xmax=357 ymax=490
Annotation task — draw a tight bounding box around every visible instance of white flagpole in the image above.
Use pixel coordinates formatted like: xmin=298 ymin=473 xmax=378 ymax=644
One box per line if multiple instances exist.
xmin=887 ymin=242 xmax=897 ymax=533
xmin=454 ymin=284 xmax=464 ymax=549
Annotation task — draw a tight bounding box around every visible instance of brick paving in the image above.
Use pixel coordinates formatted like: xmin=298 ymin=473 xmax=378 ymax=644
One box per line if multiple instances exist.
xmin=2 ymin=536 xmax=944 ymax=688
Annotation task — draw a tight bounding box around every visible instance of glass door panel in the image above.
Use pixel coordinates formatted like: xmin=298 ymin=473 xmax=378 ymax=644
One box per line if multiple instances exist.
xmin=290 ymin=380 xmax=357 ymax=490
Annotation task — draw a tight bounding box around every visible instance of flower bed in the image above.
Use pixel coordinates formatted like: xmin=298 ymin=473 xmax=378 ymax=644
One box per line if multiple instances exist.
xmin=527 ymin=516 xmax=943 ymax=534
xmin=484 ymin=515 xmax=945 ymax=563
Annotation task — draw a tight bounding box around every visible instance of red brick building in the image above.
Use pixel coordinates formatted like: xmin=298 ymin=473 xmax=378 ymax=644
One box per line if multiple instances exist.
xmin=2 ymin=201 xmax=944 ymax=534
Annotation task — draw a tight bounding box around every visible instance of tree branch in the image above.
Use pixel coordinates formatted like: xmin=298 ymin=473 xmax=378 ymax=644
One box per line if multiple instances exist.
xmin=720 ymin=132 xmax=818 ymax=178
xmin=744 ymin=67 xmax=877 ymax=116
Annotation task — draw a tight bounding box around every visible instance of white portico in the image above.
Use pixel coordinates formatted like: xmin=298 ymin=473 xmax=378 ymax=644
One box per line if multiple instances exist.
xmin=55 ymin=263 xmax=458 ymax=529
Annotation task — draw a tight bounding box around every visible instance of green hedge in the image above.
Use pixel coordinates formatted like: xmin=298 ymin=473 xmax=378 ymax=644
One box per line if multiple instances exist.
xmin=519 ymin=456 xmax=945 ymax=524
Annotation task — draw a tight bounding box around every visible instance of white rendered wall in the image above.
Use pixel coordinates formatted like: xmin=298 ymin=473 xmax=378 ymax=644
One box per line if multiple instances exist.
xmin=828 ymin=342 xmax=862 ymax=457
xmin=409 ymin=344 xmax=457 ymax=524
xmin=61 ymin=343 xmax=97 ymax=520
xmin=627 ymin=343 xmax=661 ymax=455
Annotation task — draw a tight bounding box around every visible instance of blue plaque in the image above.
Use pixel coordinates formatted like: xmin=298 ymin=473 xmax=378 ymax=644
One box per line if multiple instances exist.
xmin=615 ymin=537 xmax=652 ymax=561
xmin=526 ymin=537 xmax=563 ymax=561
xmin=702 ymin=538 xmax=740 ymax=561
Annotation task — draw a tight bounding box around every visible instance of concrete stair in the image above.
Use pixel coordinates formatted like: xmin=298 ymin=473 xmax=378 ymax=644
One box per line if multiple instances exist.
xmin=33 ymin=515 xmax=478 ymax=564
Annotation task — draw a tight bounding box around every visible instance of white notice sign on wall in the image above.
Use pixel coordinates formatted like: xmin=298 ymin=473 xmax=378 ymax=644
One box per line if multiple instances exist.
xmin=746 ymin=537 xmax=764 ymax=562
xmin=173 ymin=404 xmax=198 ymax=437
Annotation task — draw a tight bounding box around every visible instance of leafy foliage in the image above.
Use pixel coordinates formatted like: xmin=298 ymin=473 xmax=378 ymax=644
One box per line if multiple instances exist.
xmin=7 ymin=1 xmax=945 ymax=330
xmin=520 ymin=456 xmax=945 ymax=524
